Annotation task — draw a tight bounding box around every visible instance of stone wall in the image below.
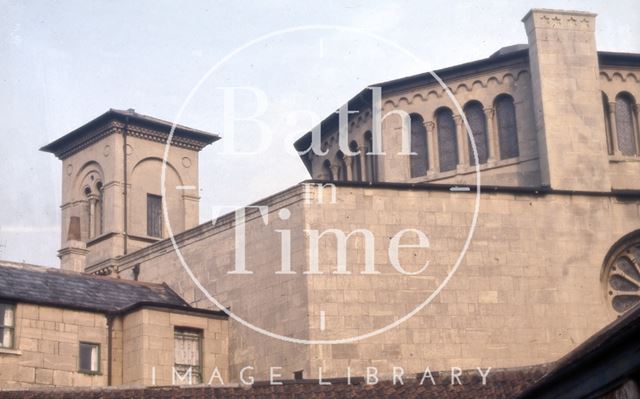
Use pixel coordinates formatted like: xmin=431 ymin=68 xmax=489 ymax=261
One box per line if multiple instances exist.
xmin=116 ymin=182 xmax=640 ymax=381
xmin=120 ymin=308 xmax=228 ymax=386
xmin=303 ymin=184 xmax=638 ymax=377
xmin=0 ymin=304 xmax=109 ymax=388
xmin=120 ymin=187 xmax=312 ymax=381
xmin=0 ymin=304 xmax=228 ymax=388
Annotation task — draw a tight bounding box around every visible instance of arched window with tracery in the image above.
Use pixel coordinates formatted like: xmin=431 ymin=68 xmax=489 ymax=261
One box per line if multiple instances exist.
xmin=615 ymin=92 xmax=638 ymax=156
xmin=410 ymin=113 xmax=428 ymax=177
xmin=604 ymin=233 xmax=640 ymax=314
xmin=349 ymin=141 xmax=362 ymax=182
xmin=464 ymin=101 xmax=489 ymax=165
xmin=495 ymin=94 xmax=519 ymax=159
xmin=436 ymin=107 xmax=457 ymax=172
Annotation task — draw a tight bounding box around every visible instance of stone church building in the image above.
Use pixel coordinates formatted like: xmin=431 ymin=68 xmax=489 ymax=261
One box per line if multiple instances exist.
xmin=2 ymin=8 xmax=640 ymax=388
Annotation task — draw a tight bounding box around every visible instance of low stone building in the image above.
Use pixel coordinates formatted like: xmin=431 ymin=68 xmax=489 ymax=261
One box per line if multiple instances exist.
xmin=0 ymin=261 xmax=228 ymax=388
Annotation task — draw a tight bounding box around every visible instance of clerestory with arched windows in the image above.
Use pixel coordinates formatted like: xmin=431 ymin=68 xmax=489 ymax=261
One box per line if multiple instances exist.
xmin=314 ymin=92 xmax=522 ymax=182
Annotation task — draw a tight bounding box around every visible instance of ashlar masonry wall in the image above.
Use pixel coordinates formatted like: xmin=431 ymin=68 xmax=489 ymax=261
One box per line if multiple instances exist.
xmin=0 ymin=304 xmax=109 ymax=388
xmin=118 ymin=182 xmax=640 ymax=381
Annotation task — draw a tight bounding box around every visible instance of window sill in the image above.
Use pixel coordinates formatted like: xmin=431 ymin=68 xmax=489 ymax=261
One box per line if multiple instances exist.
xmin=0 ymin=348 xmax=22 ymax=356
xmin=409 ymin=155 xmax=537 ymax=183
xmin=609 ymin=155 xmax=640 ymax=163
xmin=128 ymin=234 xmax=163 ymax=243
xmin=78 ymin=370 xmax=102 ymax=376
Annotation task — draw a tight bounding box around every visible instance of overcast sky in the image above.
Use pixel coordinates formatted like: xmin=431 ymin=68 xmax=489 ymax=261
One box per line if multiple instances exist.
xmin=2 ymin=0 xmax=639 ymax=267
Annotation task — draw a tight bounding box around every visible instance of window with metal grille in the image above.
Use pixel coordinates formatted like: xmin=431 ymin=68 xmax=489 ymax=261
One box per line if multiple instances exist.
xmin=436 ymin=108 xmax=458 ymax=172
xmin=495 ymin=95 xmax=519 ymax=159
xmin=174 ymin=327 xmax=203 ymax=384
xmin=79 ymin=342 xmax=100 ymax=373
xmin=464 ymin=101 xmax=489 ymax=165
xmin=147 ymin=194 xmax=163 ymax=238
xmin=410 ymin=113 xmax=428 ymax=177
xmin=0 ymin=303 xmax=15 ymax=349
xmin=616 ymin=93 xmax=638 ymax=156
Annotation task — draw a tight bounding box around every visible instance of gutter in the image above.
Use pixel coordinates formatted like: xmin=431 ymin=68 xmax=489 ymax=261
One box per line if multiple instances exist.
xmin=106 ymin=314 xmax=114 ymax=386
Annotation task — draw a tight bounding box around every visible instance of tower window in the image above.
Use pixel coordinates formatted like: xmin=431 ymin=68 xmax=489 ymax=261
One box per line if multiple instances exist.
xmin=147 ymin=194 xmax=163 ymax=238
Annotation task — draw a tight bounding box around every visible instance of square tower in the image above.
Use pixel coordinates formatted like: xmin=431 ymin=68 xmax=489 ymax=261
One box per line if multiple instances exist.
xmin=523 ymin=9 xmax=612 ymax=191
xmin=41 ymin=109 xmax=218 ymax=272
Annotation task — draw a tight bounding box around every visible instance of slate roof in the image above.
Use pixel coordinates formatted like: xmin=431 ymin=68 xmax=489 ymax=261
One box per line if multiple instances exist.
xmin=40 ymin=108 xmax=219 ymax=159
xmin=0 ymin=261 xmax=193 ymax=314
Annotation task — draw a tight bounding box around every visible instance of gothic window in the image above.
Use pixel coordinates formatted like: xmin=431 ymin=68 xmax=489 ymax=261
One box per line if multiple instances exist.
xmin=0 ymin=303 xmax=15 ymax=349
xmin=174 ymin=327 xmax=203 ymax=384
xmin=79 ymin=342 xmax=100 ymax=374
xmin=349 ymin=141 xmax=362 ymax=182
xmin=604 ymin=235 xmax=640 ymax=314
xmin=495 ymin=94 xmax=519 ymax=159
xmin=464 ymin=101 xmax=489 ymax=165
xmin=364 ymin=131 xmax=378 ymax=182
xmin=147 ymin=194 xmax=163 ymax=238
xmin=410 ymin=113 xmax=428 ymax=177
xmin=603 ymin=92 xmax=613 ymax=155
xmin=615 ymin=93 xmax=638 ymax=156
xmin=436 ymin=107 xmax=458 ymax=172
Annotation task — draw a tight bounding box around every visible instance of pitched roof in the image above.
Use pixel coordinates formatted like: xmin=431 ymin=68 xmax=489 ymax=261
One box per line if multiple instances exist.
xmin=40 ymin=108 xmax=219 ymax=159
xmin=0 ymin=261 xmax=217 ymax=316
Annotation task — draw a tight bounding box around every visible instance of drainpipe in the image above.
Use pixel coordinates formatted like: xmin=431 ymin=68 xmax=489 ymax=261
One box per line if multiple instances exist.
xmin=107 ymin=314 xmax=114 ymax=386
xmin=123 ymin=114 xmax=129 ymax=255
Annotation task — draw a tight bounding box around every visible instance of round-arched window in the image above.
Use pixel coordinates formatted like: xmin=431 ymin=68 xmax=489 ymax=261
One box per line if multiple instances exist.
xmin=604 ymin=236 xmax=640 ymax=314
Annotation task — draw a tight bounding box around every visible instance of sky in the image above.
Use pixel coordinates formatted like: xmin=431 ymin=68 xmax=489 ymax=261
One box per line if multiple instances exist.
xmin=1 ymin=0 xmax=639 ymax=267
